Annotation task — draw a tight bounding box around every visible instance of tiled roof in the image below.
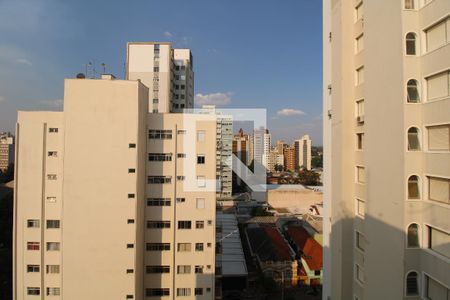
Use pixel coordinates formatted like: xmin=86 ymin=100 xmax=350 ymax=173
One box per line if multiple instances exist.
xmin=246 ymin=227 xmax=292 ymax=262
xmin=286 ymin=226 xmax=323 ymax=271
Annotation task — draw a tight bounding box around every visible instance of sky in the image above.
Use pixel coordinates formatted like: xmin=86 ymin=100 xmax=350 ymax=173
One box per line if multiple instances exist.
xmin=0 ymin=0 xmax=323 ymax=145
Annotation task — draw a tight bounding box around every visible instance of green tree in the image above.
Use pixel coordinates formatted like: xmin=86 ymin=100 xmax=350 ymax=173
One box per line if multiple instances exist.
xmin=274 ymin=164 xmax=284 ymax=172
xmin=298 ymin=169 xmax=321 ymax=186
xmin=311 ymin=155 xmax=323 ymax=168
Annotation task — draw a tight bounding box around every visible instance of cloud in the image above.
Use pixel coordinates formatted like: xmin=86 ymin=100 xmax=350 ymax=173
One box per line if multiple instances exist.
xmin=276 ymin=108 xmax=306 ymax=117
xmin=39 ymin=99 xmax=63 ymax=108
xmin=163 ymin=31 xmax=173 ymax=39
xmin=16 ymin=58 xmax=32 ymax=66
xmin=195 ymin=92 xmax=232 ymax=107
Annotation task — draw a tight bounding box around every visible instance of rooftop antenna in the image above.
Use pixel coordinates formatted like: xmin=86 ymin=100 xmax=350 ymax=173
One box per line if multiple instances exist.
xmin=101 ymin=63 xmax=106 ymax=74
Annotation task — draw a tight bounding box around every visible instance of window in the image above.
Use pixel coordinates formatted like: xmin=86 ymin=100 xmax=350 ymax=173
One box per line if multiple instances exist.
xmin=428 ymin=176 xmax=450 ymax=204
xmin=355 ymin=264 xmax=365 ymax=284
xmin=426 ymin=18 xmax=449 ymax=52
xmin=406 ymin=272 xmax=419 ymax=296
xmin=406 ymin=33 xmax=417 ymax=55
xmin=146 ymin=243 xmax=170 ymax=251
xmin=357 ymin=133 xmax=364 ymax=150
xmin=27 ymin=219 xmax=40 ymax=228
xmin=148 ymin=153 xmax=172 ymax=161
xmin=153 ymin=67 xmax=159 ymax=72
xmin=27 ymin=242 xmax=40 ymax=250
xmin=127 ymin=244 xmax=134 ymax=249
xmin=428 ymin=125 xmax=450 ymax=151
xmin=47 ymin=174 xmax=57 ymax=180
xmin=356 ymin=166 xmax=365 ymax=184
xmin=355 ymin=2 xmax=363 ymax=22
xmin=177 ymin=243 xmax=191 ymax=252
xmin=197 ymin=155 xmax=205 ymax=164
xmin=48 ymin=128 xmax=58 ymax=133
xmin=148 ymin=129 xmax=172 ymax=139
xmin=147 ymin=198 xmax=171 ymax=206
xmin=177 ymin=130 xmax=186 ymax=134
xmin=46 ymin=196 xmax=57 ymax=203
xmin=146 ymin=288 xmax=170 ymax=297
xmin=177 ymin=288 xmax=191 ymax=296
xmin=176 ymin=197 xmax=185 ymax=203
xmin=425 ymin=275 xmax=450 ymax=299
xmin=126 ymin=269 xmax=134 ymax=274
xmin=147 ymin=221 xmax=171 ymax=229
xmin=356 ymin=66 xmax=364 ymax=85
xmin=48 ymin=151 xmax=57 ymax=157
xmin=177 ymin=153 xmax=186 ymax=158
xmin=146 ymin=265 xmax=170 ymax=273
xmin=46 ymin=242 xmax=60 ymax=251
xmin=355 ymin=34 xmax=364 ymax=53
xmin=407 ymin=223 xmax=420 ymax=248
xmin=427 ymin=71 xmax=450 ymax=101
xmin=129 ymin=143 xmax=136 ymax=148
xmin=196 ymin=221 xmax=204 ymax=229
xmin=152 ymin=109 xmax=158 ymax=113
xmin=408 ymin=175 xmax=420 ymax=199
xmin=177 ymin=265 xmax=191 ymax=274
xmin=153 ymin=98 xmax=159 ymax=104
xmin=127 ymin=219 xmax=135 ymax=224
xmin=46 ymin=287 xmax=60 ymax=296
xmin=407 ymin=80 xmax=420 ymax=103
xmin=177 ymin=175 xmax=185 ymax=181
xmin=197 ymin=176 xmax=206 ymax=187
xmin=195 ymin=288 xmax=203 ymax=296
xmin=147 ymin=176 xmax=172 ymax=184
xmin=427 ymin=226 xmax=450 ymax=258
xmin=407 ymin=127 xmax=421 ymax=151
xmin=46 ymin=265 xmax=60 ymax=274
xmin=207 ymin=220 xmax=213 ymax=226
xmin=27 ymin=287 xmax=40 ymax=295
xmin=195 ymin=265 xmax=204 ymax=274
xmin=128 ymin=193 xmax=135 ymax=199
xmin=355 ymin=198 xmax=365 ymax=217
xmin=178 ymin=221 xmax=191 ymax=229
xmin=404 ymin=0 xmax=415 ymax=9
xmin=197 ymin=130 xmax=205 ymax=142
xmin=27 ymin=265 xmax=40 ymax=273
xmin=128 ymin=168 xmax=135 ymax=173
xmin=195 ymin=243 xmax=204 ymax=252
xmin=356 ymin=231 xmax=366 ymax=252
xmin=356 ymin=99 xmax=364 ymax=121
xmin=196 ymin=198 xmax=205 ymax=209
xmin=126 ymin=295 xmax=134 ymax=299
xmin=46 ymin=220 xmax=60 ymax=229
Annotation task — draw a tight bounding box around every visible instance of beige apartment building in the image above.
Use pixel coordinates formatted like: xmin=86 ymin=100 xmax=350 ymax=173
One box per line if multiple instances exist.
xmin=323 ymin=1 xmax=450 ymax=300
xmin=0 ymin=132 xmax=14 ymax=171
xmin=127 ymin=42 xmax=194 ymax=113
xmin=295 ymin=134 xmax=312 ymax=170
xmin=14 ymin=76 xmax=216 ymax=299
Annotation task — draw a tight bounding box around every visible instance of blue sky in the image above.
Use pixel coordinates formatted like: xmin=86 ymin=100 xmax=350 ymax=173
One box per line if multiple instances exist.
xmin=0 ymin=0 xmax=323 ymax=144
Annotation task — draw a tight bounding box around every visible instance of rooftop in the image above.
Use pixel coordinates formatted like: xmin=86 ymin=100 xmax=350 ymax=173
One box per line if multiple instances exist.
xmin=286 ymin=226 xmax=323 ymax=271
xmin=246 ymin=226 xmax=293 ymax=262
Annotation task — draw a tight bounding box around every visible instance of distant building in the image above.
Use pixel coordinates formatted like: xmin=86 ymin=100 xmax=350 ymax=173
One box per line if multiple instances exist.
xmin=294 ymin=135 xmax=312 ymax=170
xmin=127 ymin=42 xmax=194 ymax=113
xmin=276 ymin=140 xmax=287 ymax=155
xmin=253 ymin=127 xmax=271 ymax=171
xmin=283 ymin=145 xmax=296 ymax=172
xmin=267 ymin=148 xmax=284 ymax=173
xmin=0 ymin=133 xmax=14 ymax=171
xmin=232 ymin=128 xmax=251 ymax=167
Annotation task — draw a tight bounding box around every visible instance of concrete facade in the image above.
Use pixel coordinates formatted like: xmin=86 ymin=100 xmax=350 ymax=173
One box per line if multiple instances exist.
xmin=323 ymin=1 xmax=450 ymax=299
xmin=295 ymin=135 xmax=312 ymax=170
xmin=14 ymin=77 xmax=216 ymax=299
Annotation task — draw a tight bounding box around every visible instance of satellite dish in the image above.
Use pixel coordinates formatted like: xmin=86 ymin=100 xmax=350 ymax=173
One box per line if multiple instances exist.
xmin=76 ymin=73 xmax=86 ymax=79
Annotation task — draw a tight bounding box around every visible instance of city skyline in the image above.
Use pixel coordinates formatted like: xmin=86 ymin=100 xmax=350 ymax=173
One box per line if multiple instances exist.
xmin=0 ymin=0 xmax=323 ymax=143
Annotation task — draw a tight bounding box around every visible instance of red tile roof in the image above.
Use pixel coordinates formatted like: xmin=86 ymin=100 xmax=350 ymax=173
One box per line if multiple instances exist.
xmin=246 ymin=227 xmax=292 ymax=262
xmin=287 ymin=226 xmax=323 ymax=271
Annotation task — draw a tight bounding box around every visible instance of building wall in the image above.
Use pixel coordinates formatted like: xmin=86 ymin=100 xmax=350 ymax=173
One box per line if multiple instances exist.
xmin=0 ymin=134 xmax=14 ymax=171
xmin=324 ymin=1 xmax=450 ymax=299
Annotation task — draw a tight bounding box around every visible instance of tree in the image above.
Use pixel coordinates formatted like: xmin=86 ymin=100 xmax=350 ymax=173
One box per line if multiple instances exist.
xmin=0 ymin=163 xmax=14 ymax=184
xmin=311 ymin=155 xmax=323 ymax=168
xmin=297 ymin=169 xmax=321 ymax=186
xmin=274 ymin=164 xmax=283 ymax=172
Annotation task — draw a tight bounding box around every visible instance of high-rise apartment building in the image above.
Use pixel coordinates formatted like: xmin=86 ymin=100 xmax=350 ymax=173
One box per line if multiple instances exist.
xmin=0 ymin=132 xmax=14 ymax=171
xmin=199 ymin=105 xmax=232 ymax=199
xmin=127 ymin=42 xmax=194 ymax=113
xmin=232 ymin=129 xmax=251 ymax=167
xmin=323 ymin=1 xmax=450 ymax=299
xmin=253 ymin=127 xmax=271 ymax=170
xmin=283 ymin=145 xmax=296 ymax=172
xmin=267 ymin=148 xmax=284 ymax=173
xmin=14 ymin=77 xmax=216 ymax=298
xmin=295 ymin=134 xmax=312 ymax=170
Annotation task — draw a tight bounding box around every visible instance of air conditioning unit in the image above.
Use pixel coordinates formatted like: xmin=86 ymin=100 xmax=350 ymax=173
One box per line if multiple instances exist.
xmin=357 ymin=115 xmax=365 ymax=123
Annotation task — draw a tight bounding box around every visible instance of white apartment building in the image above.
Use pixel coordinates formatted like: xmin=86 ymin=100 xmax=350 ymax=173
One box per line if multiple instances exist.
xmin=253 ymin=127 xmax=271 ymax=171
xmin=127 ymin=42 xmax=194 ymax=113
xmin=0 ymin=132 xmax=14 ymax=171
xmin=295 ymin=134 xmax=312 ymax=170
xmin=199 ymin=105 xmax=233 ymax=199
xmin=14 ymin=75 xmax=216 ymax=299
xmin=323 ymin=1 xmax=450 ymax=300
